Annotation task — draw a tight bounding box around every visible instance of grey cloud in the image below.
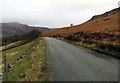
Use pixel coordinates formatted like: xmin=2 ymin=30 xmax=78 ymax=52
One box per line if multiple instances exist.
xmin=1 ymin=0 xmax=119 ymax=28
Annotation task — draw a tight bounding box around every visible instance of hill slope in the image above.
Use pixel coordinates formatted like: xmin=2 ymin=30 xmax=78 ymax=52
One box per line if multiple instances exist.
xmin=42 ymin=7 xmax=120 ymax=45
xmin=2 ymin=22 xmax=51 ymax=37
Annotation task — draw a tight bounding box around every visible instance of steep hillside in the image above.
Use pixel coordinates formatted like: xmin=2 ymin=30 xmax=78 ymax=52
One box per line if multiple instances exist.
xmin=2 ymin=22 xmax=51 ymax=37
xmin=42 ymin=7 xmax=120 ymax=45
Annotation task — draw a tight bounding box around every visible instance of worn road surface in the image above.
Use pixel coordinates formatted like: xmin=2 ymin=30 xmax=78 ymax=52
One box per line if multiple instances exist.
xmin=44 ymin=37 xmax=118 ymax=81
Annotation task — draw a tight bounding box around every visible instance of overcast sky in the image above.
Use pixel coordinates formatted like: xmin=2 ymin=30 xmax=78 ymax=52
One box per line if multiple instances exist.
xmin=0 ymin=0 xmax=119 ymax=28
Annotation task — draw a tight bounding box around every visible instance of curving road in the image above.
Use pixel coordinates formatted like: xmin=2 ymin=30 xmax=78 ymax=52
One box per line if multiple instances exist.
xmin=44 ymin=37 xmax=118 ymax=81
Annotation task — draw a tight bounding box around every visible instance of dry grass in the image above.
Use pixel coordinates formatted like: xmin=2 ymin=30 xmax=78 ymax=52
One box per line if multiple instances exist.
xmin=42 ymin=8 xmax=119 ymax=46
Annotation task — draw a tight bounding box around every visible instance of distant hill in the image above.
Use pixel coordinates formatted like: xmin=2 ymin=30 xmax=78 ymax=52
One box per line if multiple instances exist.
xmin=42 ymin=7 xmax=120 ymax=45
xmin=2 ymin=22 xmax=51 ymax=37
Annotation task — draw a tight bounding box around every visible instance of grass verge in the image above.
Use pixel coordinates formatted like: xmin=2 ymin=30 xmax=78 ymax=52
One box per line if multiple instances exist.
xmin=53 ymin=37 xmax=120 ymax=59
xmin=2 ymin=37 xmax=48 ymax=81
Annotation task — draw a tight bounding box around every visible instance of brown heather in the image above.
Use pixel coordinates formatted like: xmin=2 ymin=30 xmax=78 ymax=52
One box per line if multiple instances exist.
xmin=42 ymin=8 xmax=120 ymax=46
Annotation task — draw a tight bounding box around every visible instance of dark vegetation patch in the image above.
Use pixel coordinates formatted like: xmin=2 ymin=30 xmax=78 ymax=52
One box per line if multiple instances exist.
xmin=93 ymin=21 xmax=99 ymax=24
xmin=2 ymin=29 xmax=41 ymax=50
xmin=104 ymin=18 xmax=110 ymax=21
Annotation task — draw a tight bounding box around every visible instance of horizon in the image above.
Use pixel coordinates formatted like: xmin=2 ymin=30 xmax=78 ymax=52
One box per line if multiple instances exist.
xmin=1 ymin=0 xmax=119 ymax=28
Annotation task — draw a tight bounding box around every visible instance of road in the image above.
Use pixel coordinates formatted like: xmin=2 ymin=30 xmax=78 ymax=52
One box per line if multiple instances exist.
xmin=44 ymin=37 xmax=118 ymax=81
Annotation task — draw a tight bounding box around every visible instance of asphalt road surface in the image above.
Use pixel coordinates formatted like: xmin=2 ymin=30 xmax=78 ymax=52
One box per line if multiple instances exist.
xmin=44 ymin=37 xmax=118 ymax=81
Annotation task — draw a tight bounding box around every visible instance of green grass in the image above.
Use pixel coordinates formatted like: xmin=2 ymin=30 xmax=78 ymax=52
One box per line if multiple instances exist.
xmin=2 ymin=37 xmax=48 ymax=81
xmin=1 ymin=41 xmax=21 ymax=50
xmin=0 ymin=34 xmax=2 ymax=37
xmin=2 ymin=41 xmax=31 ymax=70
